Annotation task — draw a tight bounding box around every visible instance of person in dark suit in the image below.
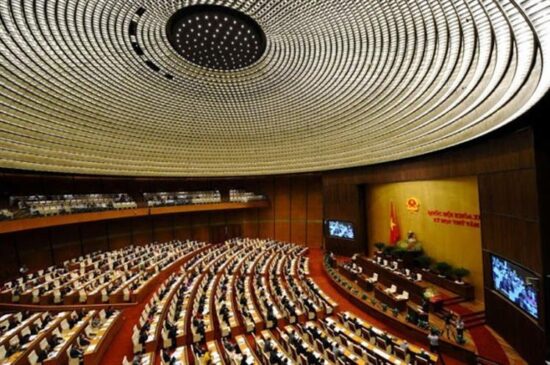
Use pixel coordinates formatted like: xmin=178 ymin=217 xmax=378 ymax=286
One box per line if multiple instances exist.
xmin=263 ymin=338 xmax=274 ymax=353
xmin=421 ymin=298 xmax=430 ymax=313
xmin=166 ymin=321 xmax=178 ymax=347
xmin=78 ymin=333 xmax=91 ymax=347
xmin=69 ymin=344 xmax=83 ymax=360
xmin=444 ymin=312 xmax=453 ymax=339
xmin=161 ymin=349 xmax=176 ymax=365
xmin=138 ymin=328 xmax=148 ymax=345
xmin=269 ymin=350 xmax=283 ymax=365
xmin=48 ymin=334 xmax=62 ymax=348
xmin=6 ymin=343 xmax=20 ymax=357
xmin=37 ymin=348 xmax=48 ymax=362
xmin=193 ymin=315 xmax=205 ymax=340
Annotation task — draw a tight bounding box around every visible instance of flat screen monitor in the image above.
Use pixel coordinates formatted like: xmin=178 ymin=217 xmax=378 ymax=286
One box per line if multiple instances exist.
xmin=326 ymin=220 xmax=355 ymax=240
xmin=491 ymin=254 xmax=538 ymax=319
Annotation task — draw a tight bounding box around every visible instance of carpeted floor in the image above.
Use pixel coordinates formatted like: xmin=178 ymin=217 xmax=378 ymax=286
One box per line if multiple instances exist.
xmin=99 ymin=247 xmax=512 ymax=365
xmin=468 ymin=326 xmax=509 ymax=364
xmin=101 ymin=290 xmax=157 ymax=364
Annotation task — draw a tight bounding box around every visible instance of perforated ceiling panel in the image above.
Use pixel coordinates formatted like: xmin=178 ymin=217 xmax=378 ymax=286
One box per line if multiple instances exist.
xmin=0 ymin=0 xmax=549 ymax=176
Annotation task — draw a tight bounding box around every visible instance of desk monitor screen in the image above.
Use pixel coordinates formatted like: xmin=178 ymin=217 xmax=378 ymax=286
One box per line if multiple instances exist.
xmin=326 ymin=220 xmax=355 ymax=240
xmin=491 ymin=254 xmax=538 ymax=319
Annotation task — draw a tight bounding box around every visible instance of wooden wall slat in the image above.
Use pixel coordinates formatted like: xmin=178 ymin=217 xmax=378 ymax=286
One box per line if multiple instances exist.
xmin=50 ymin=225 xmax=82 ymax=264
xmin=0 ymin=234 xmax=18 ymax=282
xmin=16 ymin=229 xmax=53 ymax=271
xmin=191 ymin=213 xmax=210 ymax=242
xmin=81 ymin=222 xmax=109 ymax=255
xmin=174 ymin=214 xmax=192 ymax=241
xmin=107 ymin=218 xmax=133 ymax=250
xmin=131 ymin=217 xmax=153 ymax=246
xmin=152 ymin=215 xmax=175 ymax=243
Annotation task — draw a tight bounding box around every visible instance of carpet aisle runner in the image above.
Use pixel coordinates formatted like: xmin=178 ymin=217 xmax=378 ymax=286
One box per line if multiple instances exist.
xmin=101 ymin=290 xmax=157 ymax=364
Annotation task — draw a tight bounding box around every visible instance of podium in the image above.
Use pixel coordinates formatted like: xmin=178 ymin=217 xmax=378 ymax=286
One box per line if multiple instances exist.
xmin=407 ymin=303 xmax=428 ymax=324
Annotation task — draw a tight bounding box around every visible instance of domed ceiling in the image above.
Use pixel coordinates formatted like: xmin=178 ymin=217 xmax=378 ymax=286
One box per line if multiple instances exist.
xmin=1 ymin=0 xmax=549 ymax=176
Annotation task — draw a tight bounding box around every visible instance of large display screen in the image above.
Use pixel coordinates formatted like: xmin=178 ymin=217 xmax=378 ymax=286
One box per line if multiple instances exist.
xmin=491 ymin=255 xmax=538 ymax=319
xmin=326 ymin=220 xmax=355 ymax=240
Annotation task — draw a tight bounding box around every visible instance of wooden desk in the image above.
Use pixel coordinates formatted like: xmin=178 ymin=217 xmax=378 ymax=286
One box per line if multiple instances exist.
xmin=304 ymin=321 xmax=365 ymax=365
xmin=258 ymin=330 xmax=294 ymax=363
xmin=282 ymin=325 xmax=330 ymax=364
xmin=216 ymin=275 xmax=239 ymax=337
xmin=357 ymin=257 xmax=427 ymax=304
xmin=339 ymin=311 xmax=438 ymax=363
xmin=306 ymin=278 xmax=339 ymax=311
xmin=177 ymin=274 xmax=202 ymax=345
xmin=421 ymin=271 xmax=475 ymax=300
xmin=206 ymin=340 xmax=226 ymax=365
xmin=0 ymin=312 xmax=68 ymax=365
xmin=43 ymin=312 xmax=94 ymax=365
xmin=338 ymin=264 xmax=358 ymax=283
xmin=145 ymin=274 xmax=186 ymax=352
xmin=325 ymin=317 xmax=404 ymax=365
xmin=0 ymin=313 xmax=13 ymax=323
xmin=131 ymin=352 xmax=155 ymax=365
xmin=244 ymin=276 xmax=263 ymax=330
xmin=338 ymin=265 xmax=376 ymax=293
xmin=374 ymin=285 xmax=408 ymax=312
xmin=109 ymin=275 xmax=139 ymax=303
xmin=172 ymin=346 xmax=189 ymax=364
xmin=275 ymin=276 xmax=303 ymax=318
xmin=83 ymin=311 xmax=123 ymax=365
xmin=0 ymin=313 xmax=42 ymax=347
xmin=235 ymin=335 xmax=261 ymax=365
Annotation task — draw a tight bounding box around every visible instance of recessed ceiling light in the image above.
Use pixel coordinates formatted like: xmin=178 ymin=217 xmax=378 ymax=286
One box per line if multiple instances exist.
xmin=167 ymin=5 xmax=266 ymax=70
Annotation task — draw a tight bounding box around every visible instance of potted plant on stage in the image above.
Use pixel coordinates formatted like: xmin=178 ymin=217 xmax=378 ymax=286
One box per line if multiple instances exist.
xmin=414 ymin=254 xmax=432 ymax=271
xmin=433 ymin=262 xmax=453 ymax=278
xmin=374 ymin=242 xmax=385 ymax=256
xmin=453 ymin=267 xmax=470 ymax=285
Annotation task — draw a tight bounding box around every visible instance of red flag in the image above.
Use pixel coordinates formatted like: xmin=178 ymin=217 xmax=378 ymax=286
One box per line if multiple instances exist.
xmin=389 ymin=202 xmax=400 ymax=245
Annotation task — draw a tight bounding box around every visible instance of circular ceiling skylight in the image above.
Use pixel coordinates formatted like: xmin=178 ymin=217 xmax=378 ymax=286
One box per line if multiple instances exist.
xmin=166 ymin=5 xmax=266 ymax=71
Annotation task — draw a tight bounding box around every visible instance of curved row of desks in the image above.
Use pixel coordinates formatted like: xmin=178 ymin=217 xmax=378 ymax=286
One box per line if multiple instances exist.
xmin=325 ymin=255 xmax=478 ymax=364
xmin=131 ymin=239 xmax=335 ymax=358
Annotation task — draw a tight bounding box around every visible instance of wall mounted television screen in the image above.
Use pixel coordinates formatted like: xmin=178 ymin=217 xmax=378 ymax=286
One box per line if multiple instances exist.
xmin=491 ymin=254 xmax=538 ymax=319
xmin=326 ymin=220 xmax=355 ymax=240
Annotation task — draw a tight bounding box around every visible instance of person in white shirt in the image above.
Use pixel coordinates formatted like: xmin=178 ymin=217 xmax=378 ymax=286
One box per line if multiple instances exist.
xmin=456 ymin=315 xmax=465 ymax=339
xmin=399 ymin=340 xmax=409 ymax=353
xmin=427 ymin=330 xmax=440 ymax=353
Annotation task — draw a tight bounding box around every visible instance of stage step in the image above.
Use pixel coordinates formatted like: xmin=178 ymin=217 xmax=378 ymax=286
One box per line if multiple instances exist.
xmin=435 ymin=306 xmax=486 ymax=329
xmin=477 ymin=356 xmax=504 ymax=365
xmin=441 ymin=296 xmax=467 ymax=306
xmin=465 ymin=319 xmax=486 ymax=329
xmin=463 ymin=312 xmax=486 ymax=329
